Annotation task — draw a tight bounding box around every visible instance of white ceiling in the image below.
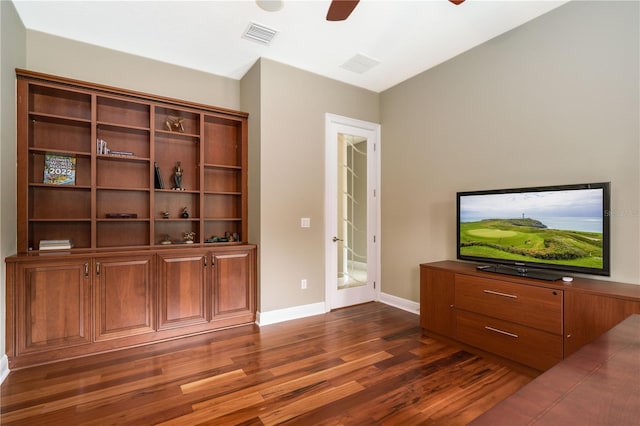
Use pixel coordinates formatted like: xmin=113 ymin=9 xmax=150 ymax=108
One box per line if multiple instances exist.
xmin=12 ymin=0 xmax=568 ymax=93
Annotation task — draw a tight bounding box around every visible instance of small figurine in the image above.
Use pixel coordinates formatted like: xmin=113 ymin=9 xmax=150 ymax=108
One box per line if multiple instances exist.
xmin=181 ymin=207 xmax=189 ymax=218
xmin=162 ymin=211 xmax=170 ymax=219
xmin=173 ymin=162 xmax=184 ymax=190
xmin=165 ymin=115 xmax=185 ymax=133
xmin=183 ymin=231 xmax=195 ymax=244
xmin=160 ymin=234 xmax=172 ymax=245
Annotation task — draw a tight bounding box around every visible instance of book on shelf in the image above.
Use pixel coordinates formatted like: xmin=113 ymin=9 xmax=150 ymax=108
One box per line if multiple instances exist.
xmin=43 ymin=153 xmax=76 ymax=185
xmin=97 ymin=138 xmax=108 ymax=155
xmin=39 ymin=239 xmax=74 ymax=250
xmin=97 ymin=139 xmax=134 ymax=156
xmin=154 ymin=162 xmax=165 ymax=189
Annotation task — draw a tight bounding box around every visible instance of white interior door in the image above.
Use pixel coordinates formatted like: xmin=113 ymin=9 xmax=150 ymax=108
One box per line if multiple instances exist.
xmin=325 ymin=114 xmax=380 ymax=310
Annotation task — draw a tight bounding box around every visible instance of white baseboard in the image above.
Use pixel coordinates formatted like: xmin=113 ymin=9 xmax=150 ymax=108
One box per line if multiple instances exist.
xmin=0 ymin=354 xmax=9 ymax=385
xmin=379 ymin=292 xmax=420 ymax=315
xmin=257 ymin=302 xmax=327 ymax=326
xmin=256 ymin=293 xmax=419 ymax=327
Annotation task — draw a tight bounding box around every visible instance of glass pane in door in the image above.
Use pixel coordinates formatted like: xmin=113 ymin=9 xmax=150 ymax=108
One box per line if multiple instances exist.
xmin=337 ymin=133 xmax=367 ymax=290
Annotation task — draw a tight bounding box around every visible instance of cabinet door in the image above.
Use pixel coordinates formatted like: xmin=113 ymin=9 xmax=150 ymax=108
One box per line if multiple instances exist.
xmin=212 ymin=249 xmax=255 ymax=318
xmin=157 ymin=252 xmax=208 ymax=329
xmin=420 ymin=266 xmax=455 ymax=337
xmin=16 ymin=259 xmax=92 ymax=355
xmin=564 ymin=291 xmax=640 ymax=357
xmin=94 ymin=255 xmax=155 ymax=341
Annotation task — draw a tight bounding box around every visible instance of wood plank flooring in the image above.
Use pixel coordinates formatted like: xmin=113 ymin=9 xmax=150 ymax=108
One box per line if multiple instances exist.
xmin=0 ymin=303 xmax=532 ymax=425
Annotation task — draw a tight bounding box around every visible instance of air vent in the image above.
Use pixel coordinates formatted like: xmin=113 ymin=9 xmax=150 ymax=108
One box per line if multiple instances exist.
xmin=340 ymin=53 xmax=380 ymax=74
xmin=243 ymin=22 xmax=278 ymax=45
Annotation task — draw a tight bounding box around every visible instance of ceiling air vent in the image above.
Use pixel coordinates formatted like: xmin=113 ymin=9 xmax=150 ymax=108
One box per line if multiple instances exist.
xmin=340 ymin=53 xmax=380 ymax=74
xmin=243 ymin=22 xmax=278 ymax=45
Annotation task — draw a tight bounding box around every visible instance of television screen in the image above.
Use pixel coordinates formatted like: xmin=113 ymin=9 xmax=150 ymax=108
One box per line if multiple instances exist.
xmin=457 ymin=182 xmax=610 ymax=279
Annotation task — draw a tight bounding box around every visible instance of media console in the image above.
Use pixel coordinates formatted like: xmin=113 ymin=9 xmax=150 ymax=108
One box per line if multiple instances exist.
xmin=420 ymin=260 xmax=640 ymax=373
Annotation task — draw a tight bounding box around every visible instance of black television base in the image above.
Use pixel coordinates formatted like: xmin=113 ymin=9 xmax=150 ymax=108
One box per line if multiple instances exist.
xmin=476 ymin=264 xmax=563 ymax=281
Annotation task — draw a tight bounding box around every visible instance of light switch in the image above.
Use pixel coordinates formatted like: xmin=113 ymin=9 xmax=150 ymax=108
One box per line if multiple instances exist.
xmin=301 ymin=217 xmax=311 ymax=228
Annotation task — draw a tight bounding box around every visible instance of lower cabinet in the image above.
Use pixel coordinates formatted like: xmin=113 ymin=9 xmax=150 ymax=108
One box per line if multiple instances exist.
xmin=15 ymin=258 xmax=93 ymax=355
xmin=6 ymin=245 xmax=257 ymax=369
xmin=564 ymin=290 xmax=640 ymax=357
xmin=420 ymin=261 xmax=640 ymax=373
xmin=419 ymin=267 xmax=455 ymax=338
xmin=94 ymin=255 xmax=155 ymax=341
xmin=212 ymin=250 xmax=254 ymax=318
xmin=157 ymin=251 xmax=208 ymax=330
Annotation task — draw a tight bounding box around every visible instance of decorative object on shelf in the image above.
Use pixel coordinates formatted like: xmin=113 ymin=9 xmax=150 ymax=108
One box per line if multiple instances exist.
xmin=44 ymin=153 xmax=76 ymax=185
xmin=165 ymin=115 xmax=185 ymax=133
xmin=160 ymin=234 xmax=172 ymax=245
xmin=162 ymin=211 xmax=170 ymax=219
xmin=106 ymin=213 xmax=138 ymax=218
xmin=154 ymin=162 xmax=164 ymax=189
xmin=183 ymin=231 xmax=195 ymax=244
xmin=233 ymin=232 xmax=240 ymax=241
xmin=181 ymin=207 xmax=189 ymax=218
xmin=172 ymin=161 xmax=184 ymax=190
xmin=206 ymin=235 xmax=228 ymax=243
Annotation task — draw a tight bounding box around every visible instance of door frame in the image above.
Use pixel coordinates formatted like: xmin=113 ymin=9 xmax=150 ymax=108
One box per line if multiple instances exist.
xmin=324 ymin=113 xmax=381 ymax=311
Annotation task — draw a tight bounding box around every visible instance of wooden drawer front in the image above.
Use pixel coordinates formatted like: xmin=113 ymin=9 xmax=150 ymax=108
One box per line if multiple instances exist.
xmin=455 ymin=274 xmax=562 ymax=334
xmin=456 ymin=310 xmax=563 ymax=371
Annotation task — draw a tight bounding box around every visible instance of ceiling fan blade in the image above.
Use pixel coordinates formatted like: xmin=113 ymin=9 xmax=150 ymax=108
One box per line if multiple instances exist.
xmin=326 ymin=0 xmax=360 ymax=21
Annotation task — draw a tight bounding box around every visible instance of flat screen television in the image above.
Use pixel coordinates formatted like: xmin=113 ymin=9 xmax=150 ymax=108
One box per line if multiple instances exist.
xmin=457 ymin=182 xmax=610 ymax=280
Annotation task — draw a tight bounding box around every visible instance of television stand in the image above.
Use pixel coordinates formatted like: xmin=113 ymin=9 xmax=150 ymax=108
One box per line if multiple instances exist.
xmin=420 ymin=260 xmax=640 ymax=372
xmin=476 ymin=264 xmax=562 ymax=281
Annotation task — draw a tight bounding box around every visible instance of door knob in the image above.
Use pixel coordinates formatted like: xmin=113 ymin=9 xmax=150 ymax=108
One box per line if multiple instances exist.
xmin=332 ymin=236 xmax=343 ymax=242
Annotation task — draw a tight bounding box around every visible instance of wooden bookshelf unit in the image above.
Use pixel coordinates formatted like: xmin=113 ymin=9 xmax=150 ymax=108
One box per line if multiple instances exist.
xmin=6 ymin=70 xmax=256 ymax=369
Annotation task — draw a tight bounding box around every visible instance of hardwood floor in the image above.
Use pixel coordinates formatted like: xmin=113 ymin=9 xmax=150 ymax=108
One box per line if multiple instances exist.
xmin=1 ymin=303 xmax=532 ymax=425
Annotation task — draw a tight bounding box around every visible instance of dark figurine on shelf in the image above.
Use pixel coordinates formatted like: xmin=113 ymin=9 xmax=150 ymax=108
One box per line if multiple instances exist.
xmin=165 ymin=115 xmax=185 ymax=133
xmin=162 ymin=211 xmax=170 ymax=219
xmin=181 ymin=207 xmax=189 ymax=218
xmin=173 ymin=161 xmax=184 ymax=190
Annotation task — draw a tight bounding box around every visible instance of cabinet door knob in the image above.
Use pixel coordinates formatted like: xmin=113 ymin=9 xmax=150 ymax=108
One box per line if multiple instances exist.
xmin=566 ymin=334 xmax=572 ymax=339
xmin=84 ymin=263 xmax=89 ymax=278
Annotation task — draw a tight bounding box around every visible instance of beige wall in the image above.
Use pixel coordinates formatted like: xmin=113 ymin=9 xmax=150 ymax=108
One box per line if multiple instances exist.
xmin=26 ymin=31 xmax=241 ymax=111
xmin=1 ymin=0 xmax=26 ymax=377
xmin=253 ymin=58 xmax=379 ymax=312
xmin=380 ymin=0 xmax=640 ymax=302
xmin=240 ymin=59 xmax=261 ymax=307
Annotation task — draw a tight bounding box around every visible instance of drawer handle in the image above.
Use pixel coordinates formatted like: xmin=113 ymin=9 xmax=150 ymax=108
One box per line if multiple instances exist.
xmin=483 ymin=289 xmax=517 ymax=299
xmin=485 ymin=326 xmax=519 ymax=338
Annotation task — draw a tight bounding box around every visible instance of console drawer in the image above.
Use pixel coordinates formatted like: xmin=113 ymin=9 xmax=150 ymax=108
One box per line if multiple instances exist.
xmin=455 ymin=274 xmax=562 ymax=334
xmin=456 ymin=310 xmax=563 ymax=371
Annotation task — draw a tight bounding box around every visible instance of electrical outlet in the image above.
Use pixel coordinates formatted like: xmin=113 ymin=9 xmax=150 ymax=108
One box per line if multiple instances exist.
xmin=301 ymin=279 xmax=307 ymax=289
